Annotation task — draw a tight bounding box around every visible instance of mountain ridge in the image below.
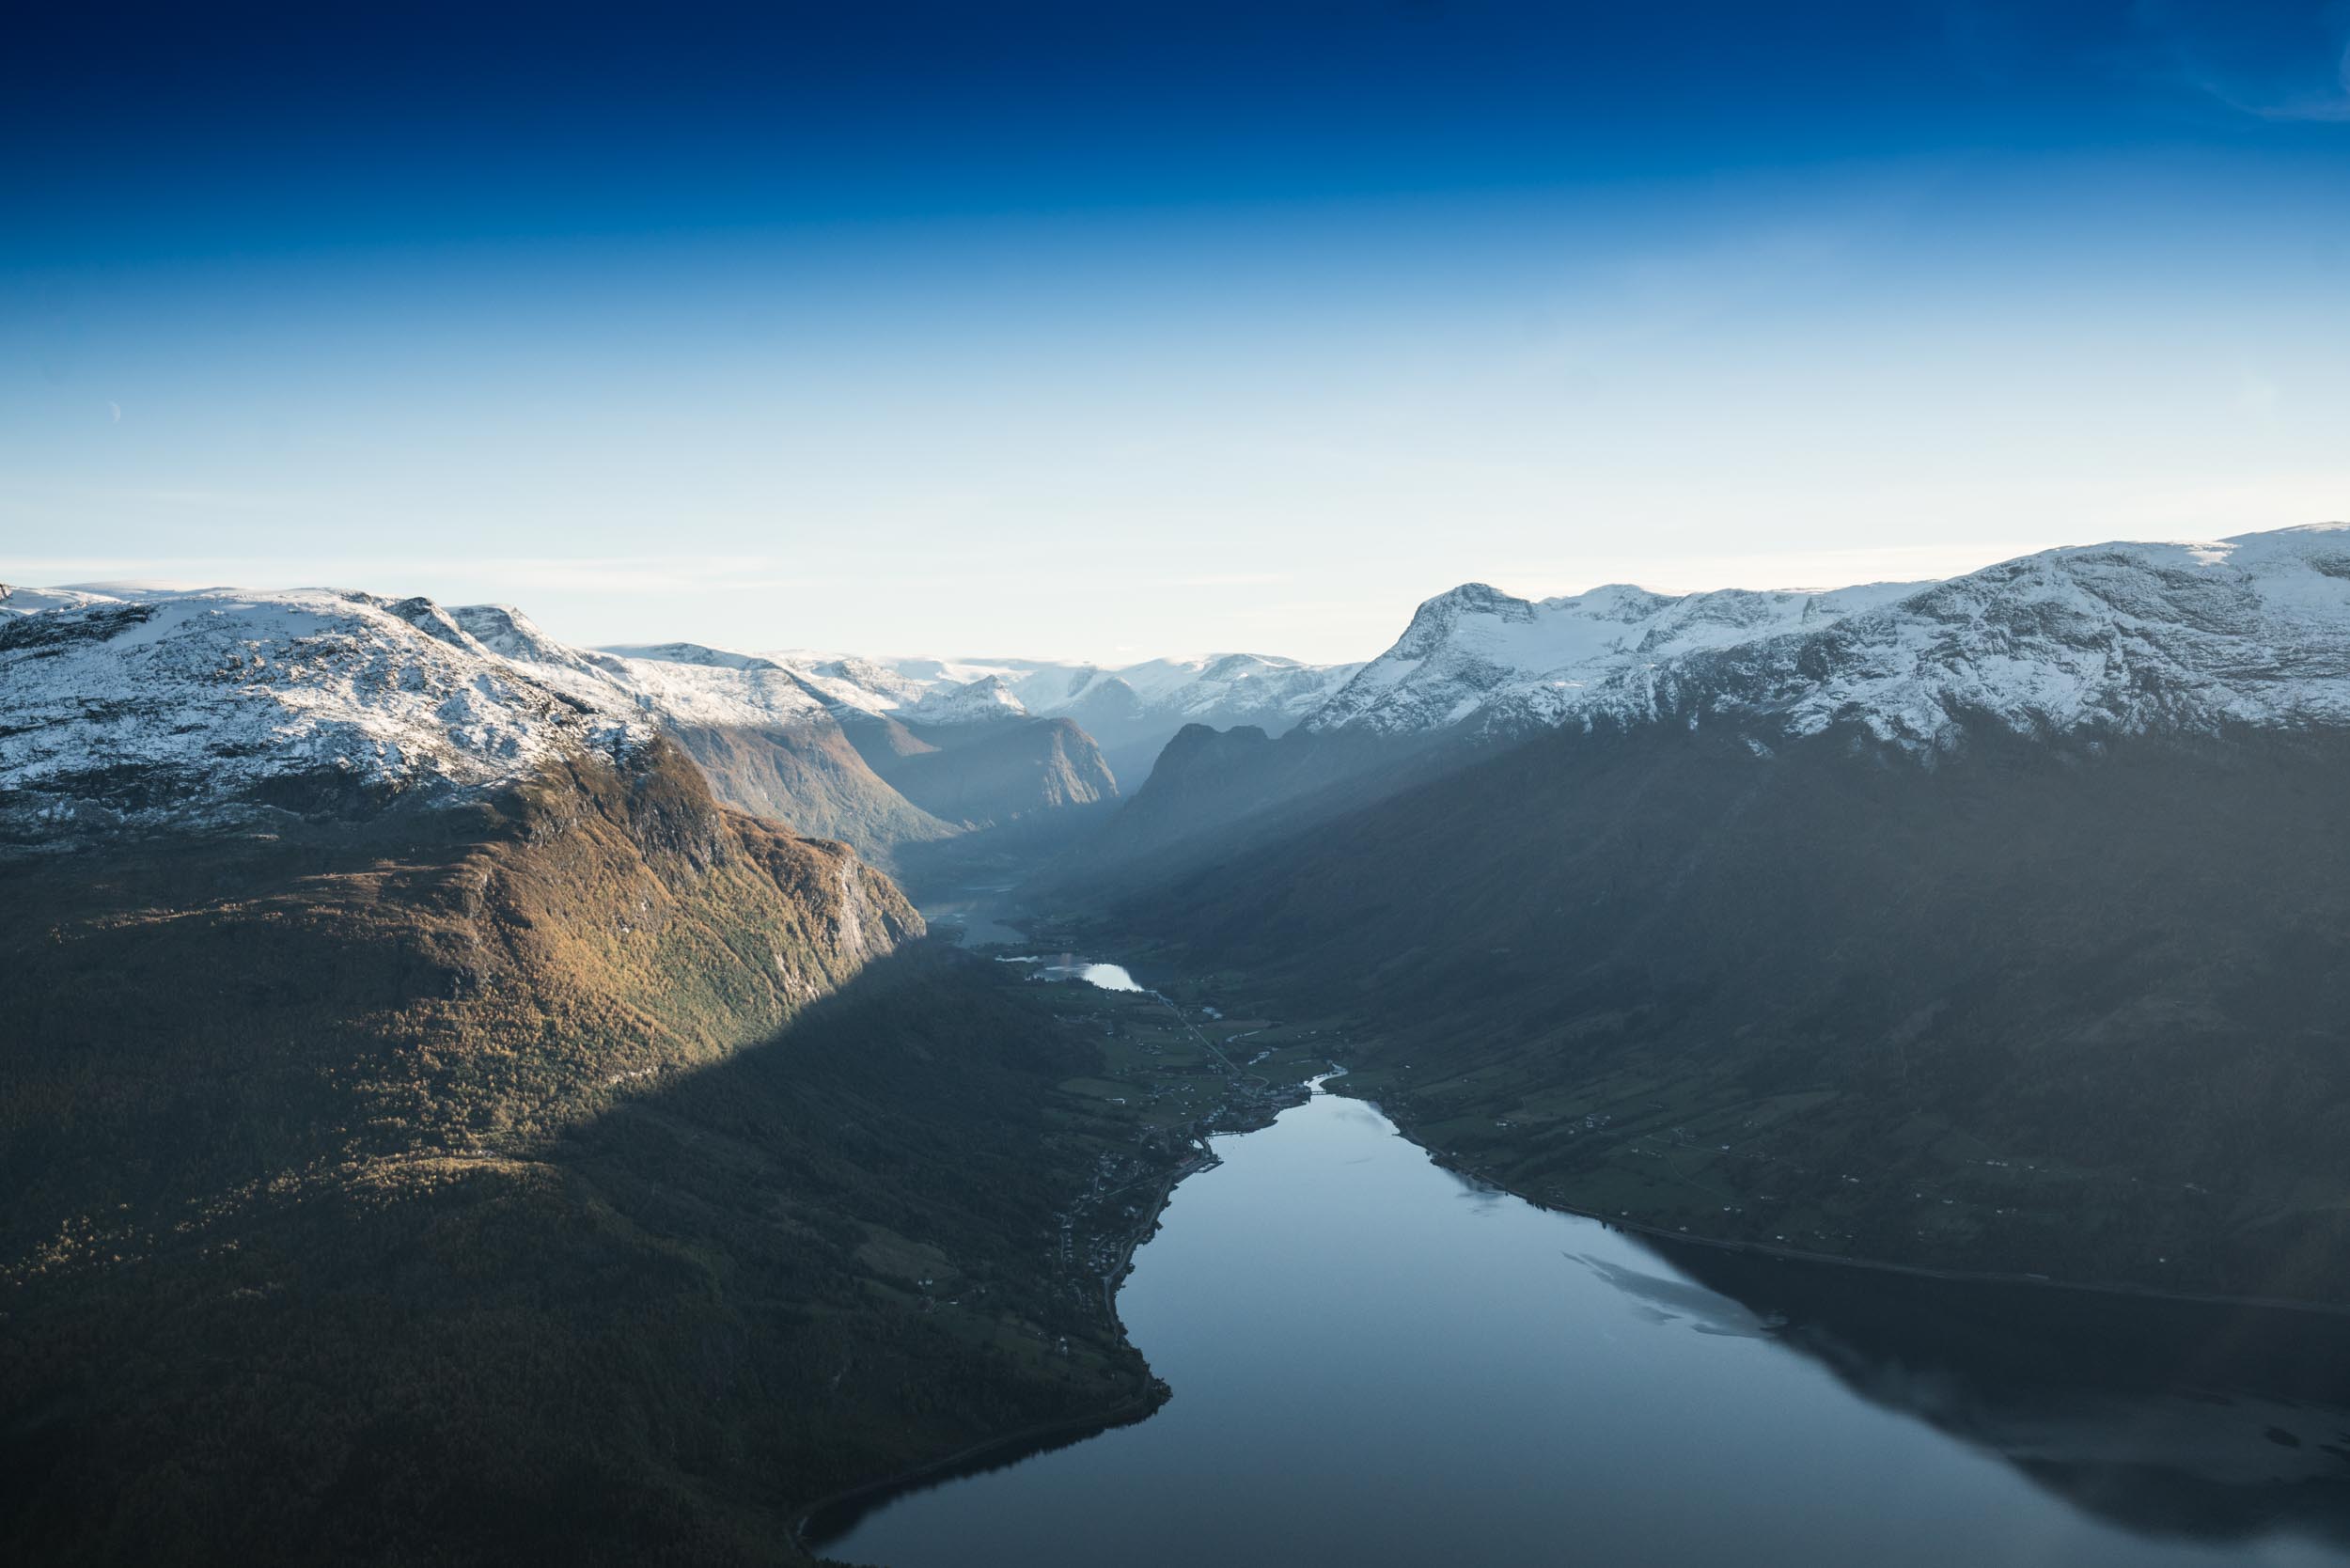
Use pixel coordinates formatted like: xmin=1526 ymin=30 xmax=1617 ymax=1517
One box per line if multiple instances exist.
xmin=1305 ymin=525 xmax=2350 ymax=748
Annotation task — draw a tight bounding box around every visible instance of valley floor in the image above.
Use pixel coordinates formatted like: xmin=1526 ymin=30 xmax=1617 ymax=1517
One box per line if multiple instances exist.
xmin=1019 ymin=909 xmax=2350 ymax=1316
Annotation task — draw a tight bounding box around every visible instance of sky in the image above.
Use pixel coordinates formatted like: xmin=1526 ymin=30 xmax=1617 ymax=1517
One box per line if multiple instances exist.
xmin=4 ymin=1 xmax=2348 ymax=664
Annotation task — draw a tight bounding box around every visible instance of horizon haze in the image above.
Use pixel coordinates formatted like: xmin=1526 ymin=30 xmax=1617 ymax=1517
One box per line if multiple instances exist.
xmin=8 ymin=1 xmax=2349 ymax=659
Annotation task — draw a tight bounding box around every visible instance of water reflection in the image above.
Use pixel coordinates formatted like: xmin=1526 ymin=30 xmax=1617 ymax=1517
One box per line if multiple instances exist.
xmin=993 ymin=954 xmax=1149 ymax=992
xmin=1645 ymin=1240 xmax=2350 ymax=1547
xmin=915 ymin=891 xmax=1027 ymax=948
xmin=1035 ymin=959 xmax=1144 ymax=992
xmin=823 ymin=1083 xmax=2350 ymax=1568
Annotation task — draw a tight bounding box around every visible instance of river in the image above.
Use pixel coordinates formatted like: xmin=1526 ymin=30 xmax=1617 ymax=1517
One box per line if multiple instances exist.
xmin=819 ymin=1074 xmax=2350 ymax=1567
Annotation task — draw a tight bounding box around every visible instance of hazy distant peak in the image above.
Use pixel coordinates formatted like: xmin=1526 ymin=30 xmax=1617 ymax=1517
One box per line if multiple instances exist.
xmin=905 ymin=673 xmax=1030 ymax=726
xmin=0 ymin=584 xmax=124 ymax=617
xmin=599 ymin=640 xmax=781 ymax=672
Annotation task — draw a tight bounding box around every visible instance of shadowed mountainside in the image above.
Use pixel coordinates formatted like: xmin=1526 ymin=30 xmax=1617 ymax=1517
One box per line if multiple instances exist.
xmin=0 ymin=744 xmax=1161 ymax=1564
xmin=848 ymin=715 xmax=1117 ymax=831
xmin=1113 ymin=718 xmax=2350 ymax=1303
xmin=662 ymin=718 xmax=958 ymax=876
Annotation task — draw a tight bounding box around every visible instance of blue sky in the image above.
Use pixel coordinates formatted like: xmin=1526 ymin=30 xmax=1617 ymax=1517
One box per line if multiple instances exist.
xmin=5 ymin=1 xmax=2347 ymax=661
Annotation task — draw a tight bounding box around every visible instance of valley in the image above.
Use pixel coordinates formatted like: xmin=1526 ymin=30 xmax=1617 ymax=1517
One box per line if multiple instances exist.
xmin=819 ymin=1066 xmax=2350 ymax=1568
xmin=8 ymin=524 xmax=2350 ymax=1564
xmin=22 ymin=10 xmax=2350 ymax=1562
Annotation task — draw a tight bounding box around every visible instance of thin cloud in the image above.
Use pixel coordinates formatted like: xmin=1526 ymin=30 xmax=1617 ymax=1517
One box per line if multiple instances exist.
xmin=2136 ymin=0 xmax=2350 ymax=123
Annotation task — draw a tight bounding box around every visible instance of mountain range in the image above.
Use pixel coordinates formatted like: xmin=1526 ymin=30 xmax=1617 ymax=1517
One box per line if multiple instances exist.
xmin=793 ymin=650 xmax=1361 ymax=791
xmin=1088 ymin=525 xmax=2350 ymax=870
xmin=8 ymin=522 xmax=2350 ymax=1561
xmin=0 ymin=586 xmax=1168 ymax=1564
xmin=1083 ymin=525 xmax=2350 ymax=1302
xmin=0 ymin=582 xmax=1373 ymax=889
xmin=1305 ymin=526 xmax=2350 ymax=745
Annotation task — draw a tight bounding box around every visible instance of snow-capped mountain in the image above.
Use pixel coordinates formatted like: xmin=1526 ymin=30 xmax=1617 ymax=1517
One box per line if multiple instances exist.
xmin=1067 ymin=652 xmax=1364 ymax=728
xmin=464 ymin=612 xmax=838 ymax=731
xmin=1656 ymin=526 xmax=2350 ymax=749
xmin=1305 ymin=525 xmax=2350 ymax=752
xmin=0 ymin=588 xmax=648 ymax=842
xmin=0 ymin=583 xmax=123 ymax=618
xmin=794 ymin=651 xmax=1358 ymax=729
xmin=799 ymin=655 xmax=930 ymax=708
xmin=901 ymin=672 xmax=1029 ymax=728
xmin=797 ymin=650 xmax=1363 ymax=788
xmin=1305 ymin=579 xmax=1922 ymax=737
xmin=0 ymin=583 xmax=1127 ymax=863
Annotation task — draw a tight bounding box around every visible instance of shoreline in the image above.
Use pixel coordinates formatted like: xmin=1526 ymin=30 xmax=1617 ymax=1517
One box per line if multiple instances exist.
xmin=791 ymin=1074 xmax=1278 ymax=1559
xmin=786 ymin=971 xmax=2348 ymax=1562
xmin=790 ymin=1378 xmax=1169 ymax=1560
xmin=1100 ymin=1143 xmax=1214 ymax=1322
xmin=1347 ymin=1090 xmax=2350 ymax=1322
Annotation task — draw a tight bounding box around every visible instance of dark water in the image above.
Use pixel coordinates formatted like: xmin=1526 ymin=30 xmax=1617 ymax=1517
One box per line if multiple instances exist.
xmin=915 ymin=889 xmax=1027 ymax=948
xmin=822 ymin=1080 xmax=2350 ymax=1568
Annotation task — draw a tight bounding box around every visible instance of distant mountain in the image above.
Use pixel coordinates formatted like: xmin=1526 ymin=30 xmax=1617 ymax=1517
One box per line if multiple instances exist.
xmin=800 ymin=650 xmax=1362 ymax=792
xmin=1304 ymin=526 xmax=2350 ymax=747
xmin=1104 ymin=524 xmax=2350 ymax=1304
xmin=901 ymin=671 xmax=1030 ymax=728
xmin=1626 ymin=527 xmax=2350 ymax=748
xmin=0 ymin=583 xmax=1149 ymax=892
xmin=1304 ymin=578 xmax=1920 ymax=738
xmin=805 ymin=653 xmax=928 ymax=705
xmin=857 ymin=714 xmax=1118 ymax=831
xmin=460 ymin=607 xmax=958 ymax=873
xmin=0 ymin=583 xmax=121 ymax=617
xmin=1085 ymin=525 xmax=2350 ymax=877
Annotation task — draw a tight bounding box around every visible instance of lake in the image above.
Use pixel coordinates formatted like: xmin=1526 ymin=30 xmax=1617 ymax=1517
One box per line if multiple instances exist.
xmin=819 ymin=1076 xmax=2350 ymax=1568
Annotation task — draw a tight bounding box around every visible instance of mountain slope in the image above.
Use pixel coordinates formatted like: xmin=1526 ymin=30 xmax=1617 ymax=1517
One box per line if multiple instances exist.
xmin=861 ymin=715 xmax=1119 ymax=830
xmin=1628 ymin=526 xmax=2350 ymax=748
xmin=1109 ymin=525 xmax=2350 ymax=1305
xmin=1302 ymin=525 xmax=2350 ymax=746
xmin=455 ymin=607 xmax=957 ymax=872
xmin=801 ymin=650 xmax=1362 ymax=792
xmin=1306 ymin=578 xmax=1923 ymax=737
xmin=0 ymin=588 xmax=1169 ymax=1563
xmin=1127 ymin=717 xmax=2350 ymax=1302
xmin=0 ymin=588 xmax=644 ymax=847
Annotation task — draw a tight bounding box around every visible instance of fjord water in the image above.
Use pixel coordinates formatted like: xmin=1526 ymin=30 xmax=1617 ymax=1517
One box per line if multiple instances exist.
xmin=1031 ymin=959 xmax=1145 ymax=992
xmin=822 ymin=1081 xmax=2350 ymax=1568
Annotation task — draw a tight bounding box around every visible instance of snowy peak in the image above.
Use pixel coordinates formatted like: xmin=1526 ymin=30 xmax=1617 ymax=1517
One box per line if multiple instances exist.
xmin=904 ymin=673 xmax=1029 ymax=727
xmin=1307 ymin=525 xmax=2350 ymax=750
xmin=1308 ymin=575 xmax=1904 ymax=736
xmin=806 ymin=656 xmax=930 ymax=709
xmin=0 ymin=584 xmax=124 ymax=618
xmin=1389 ymin=583 xmax=1542 ymax=659
xmin=0 ymin=588 xmax=649 ymax=843
xmin=478 ymin=628 xmax=832 ymax=731
xmin=600 ymin=640 xmax=779 ymax=672
xmin=778 ymin=649 xmax=1359 ymax=732
xmin=1697 ymin=525 xmax=2350 ymax=748
xmin=446 ymin=602 xmax=609 ymax=674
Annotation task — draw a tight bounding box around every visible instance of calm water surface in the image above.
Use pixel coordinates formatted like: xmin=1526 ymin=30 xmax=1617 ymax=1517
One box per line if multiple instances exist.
xmin=823 ymin=1079 xmax=2350 ymax=1568
xmin=915 ymin=889 xmax=1027 ymax=948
